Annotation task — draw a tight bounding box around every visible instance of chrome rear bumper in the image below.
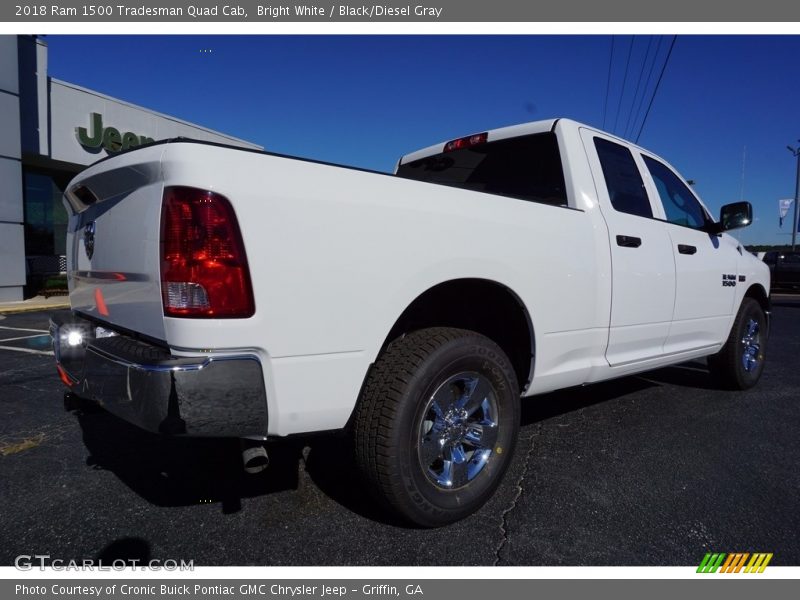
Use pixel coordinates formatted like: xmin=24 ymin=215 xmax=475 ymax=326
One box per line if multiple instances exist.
xmin=50 ymin=312 xmax=268 ymax=438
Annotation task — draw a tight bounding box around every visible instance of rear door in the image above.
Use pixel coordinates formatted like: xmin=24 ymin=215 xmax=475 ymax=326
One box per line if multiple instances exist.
xmin=581 ymin=129 xmax=676 ymax=366
xmin=639 ymin=154 xmax=738 ymax=352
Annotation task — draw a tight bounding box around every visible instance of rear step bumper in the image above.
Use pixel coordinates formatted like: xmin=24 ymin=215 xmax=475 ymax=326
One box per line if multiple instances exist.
xmin=50 ymin=312 xmax=268 ymax=438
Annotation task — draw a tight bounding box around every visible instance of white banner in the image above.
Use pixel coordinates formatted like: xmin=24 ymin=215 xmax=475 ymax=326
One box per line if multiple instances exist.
xmin=779 ymin=198 xmax=794 ymax=227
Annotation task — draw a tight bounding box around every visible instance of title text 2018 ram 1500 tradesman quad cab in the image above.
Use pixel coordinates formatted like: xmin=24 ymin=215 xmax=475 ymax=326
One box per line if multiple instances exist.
xmin=50 ymin=118 xmax=770 ymax=526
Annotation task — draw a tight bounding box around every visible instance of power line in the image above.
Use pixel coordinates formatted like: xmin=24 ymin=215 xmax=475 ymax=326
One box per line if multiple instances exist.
xmin=613 ymin=35 xmax=636 ymax=135
xmin=602 ymin=36 xmax=615 ymax=130
xmin=629 ymin=36 xmax=663 ymax=141
xmin=623 ymin=36 xmax=654 ymax=140
xmin=635 ymin=35 xmax=677 ymax=144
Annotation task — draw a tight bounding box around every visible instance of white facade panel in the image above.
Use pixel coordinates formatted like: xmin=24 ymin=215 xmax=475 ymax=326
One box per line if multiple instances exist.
xmin=0 ymin=92 xmax=21 ymax=159
xmin=0 ymin=36 xmax=19 ymax=95
xmin=0 ymin=222 xmax=26 ymax=290
xmin=0 ymin=159 xmax=23 ymax=223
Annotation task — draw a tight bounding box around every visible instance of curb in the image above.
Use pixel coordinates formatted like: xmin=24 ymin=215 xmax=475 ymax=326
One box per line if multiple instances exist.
xmin=0 ymin=302 xmax=70 ymax=315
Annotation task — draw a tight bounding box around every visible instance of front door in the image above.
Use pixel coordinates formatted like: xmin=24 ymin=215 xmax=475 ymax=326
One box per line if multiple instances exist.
xmin=581 ymin=129 xmax=676 ymax=366
xmin=639 ymin=154 xmax=738 ymax=352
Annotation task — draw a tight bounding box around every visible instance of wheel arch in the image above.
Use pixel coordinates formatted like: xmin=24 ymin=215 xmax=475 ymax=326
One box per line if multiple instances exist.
xmin=375 ymin=278 xmax=535 ymax=394
xmin=743 ymin=283 xmax=771 ymax=332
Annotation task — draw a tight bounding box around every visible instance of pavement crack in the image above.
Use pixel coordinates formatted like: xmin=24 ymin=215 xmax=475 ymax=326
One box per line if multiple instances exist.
xmin=493 ymin=424 xmax=540 ymax=566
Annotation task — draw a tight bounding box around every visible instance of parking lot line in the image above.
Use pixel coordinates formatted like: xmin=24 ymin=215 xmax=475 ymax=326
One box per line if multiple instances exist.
xmin=0 ymin=345 xmax=53 ymax=356
xmin=0 ymin=334 xmax=50 ymax=343
xmin=0 ymin=325 xmax=50 ymax=334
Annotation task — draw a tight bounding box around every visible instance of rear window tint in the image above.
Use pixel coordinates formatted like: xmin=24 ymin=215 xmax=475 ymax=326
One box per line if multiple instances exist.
xmin=396 ymin=132 xmax=568 ymax=206
xmin=593 ymin=137 xmax=653 ymax=219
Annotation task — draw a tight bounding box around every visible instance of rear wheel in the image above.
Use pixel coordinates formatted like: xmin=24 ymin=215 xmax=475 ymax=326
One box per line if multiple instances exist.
xmin=708 ymin=297 xmax=767 ymax=390
xmin=353 ymin=327 xmax=520 ymax=527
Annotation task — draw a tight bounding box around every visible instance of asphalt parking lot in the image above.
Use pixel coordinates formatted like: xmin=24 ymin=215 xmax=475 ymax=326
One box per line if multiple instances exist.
xmin=1 ymin=298 xmax=798 ymax=567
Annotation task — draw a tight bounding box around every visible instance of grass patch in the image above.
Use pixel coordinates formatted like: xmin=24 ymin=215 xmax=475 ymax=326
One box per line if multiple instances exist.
xmin=0 ymin=433 xmax=45 ymax=456
xmin=43 ymin=275 xmax=68 ymax=290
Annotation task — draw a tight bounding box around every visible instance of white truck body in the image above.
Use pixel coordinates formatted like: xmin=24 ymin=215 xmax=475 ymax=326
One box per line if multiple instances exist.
xmin=51 ymin=118 xmax=770 ymax=525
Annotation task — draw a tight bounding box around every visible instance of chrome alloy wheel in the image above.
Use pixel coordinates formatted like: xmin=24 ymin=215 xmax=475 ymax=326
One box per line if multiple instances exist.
xmin=741 ymin=317 xmax=762 ymax=373
xmin=417 ymin=372 xmax=499 ymax=490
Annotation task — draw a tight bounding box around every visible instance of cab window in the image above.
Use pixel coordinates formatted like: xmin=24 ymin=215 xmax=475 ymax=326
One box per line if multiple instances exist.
xmin=396 ymin=132 xmax=568 ymax=207
xmin=642 ymin=156 xmax=709 ymax=229
xmin=593 ymin=138 xmax=653 ymax=218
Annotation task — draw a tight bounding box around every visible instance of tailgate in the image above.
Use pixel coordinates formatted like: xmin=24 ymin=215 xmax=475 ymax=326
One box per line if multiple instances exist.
xmin=64 ymin=145 xmax=167 ymax=341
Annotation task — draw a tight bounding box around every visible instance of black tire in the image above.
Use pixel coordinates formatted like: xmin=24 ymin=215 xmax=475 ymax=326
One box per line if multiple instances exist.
xmin=353 ymin=327 xmax=520 ymax=527
xmin=708 ymin=297 xmax=767 ymax=390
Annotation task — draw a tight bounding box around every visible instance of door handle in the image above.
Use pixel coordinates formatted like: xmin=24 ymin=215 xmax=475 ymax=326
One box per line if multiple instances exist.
xmin=678 ymin=244 xmax=697 ymax=255
xmin=616 ymin=235 xmax=642 ymax=248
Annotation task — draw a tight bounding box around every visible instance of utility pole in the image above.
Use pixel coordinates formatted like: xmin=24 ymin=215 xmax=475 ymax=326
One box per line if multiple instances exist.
xmin=789 ymin=143 xmax=800 ymax=251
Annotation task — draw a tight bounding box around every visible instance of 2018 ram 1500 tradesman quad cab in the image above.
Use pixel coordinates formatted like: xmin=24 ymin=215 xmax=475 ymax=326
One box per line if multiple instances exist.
xmin=50 ymin=118 xmax=770 ymax=526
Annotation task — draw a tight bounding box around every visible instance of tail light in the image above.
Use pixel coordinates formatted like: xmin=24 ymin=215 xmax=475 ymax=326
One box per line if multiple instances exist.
xmin=160 ymin=186 xmax=255 ymax=318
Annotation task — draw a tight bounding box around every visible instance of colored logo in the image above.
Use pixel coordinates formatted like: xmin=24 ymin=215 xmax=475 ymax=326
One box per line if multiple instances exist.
xmin=76 ymin=112 xmax=155 ymax=153
xmin=697 ymin=552 xmax=773 ymax=573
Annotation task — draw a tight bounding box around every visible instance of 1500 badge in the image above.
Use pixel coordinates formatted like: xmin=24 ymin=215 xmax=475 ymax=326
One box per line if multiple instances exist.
xmin=722 ymin=274 xmax=737 ymax=287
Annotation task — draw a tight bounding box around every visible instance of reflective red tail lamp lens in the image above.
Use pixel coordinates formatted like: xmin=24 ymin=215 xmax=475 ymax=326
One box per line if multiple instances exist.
xmin=444 ymin=132 xmax=488 ymax=153
xmin=56 ymin=364 xmax=76 ymax=387
xmin=160 ymin=186 xmax=255 ymax=318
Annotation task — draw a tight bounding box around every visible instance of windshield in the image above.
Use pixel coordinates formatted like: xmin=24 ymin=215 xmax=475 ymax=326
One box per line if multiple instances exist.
xmin=396 ymin=132 xmax=568 ymax=207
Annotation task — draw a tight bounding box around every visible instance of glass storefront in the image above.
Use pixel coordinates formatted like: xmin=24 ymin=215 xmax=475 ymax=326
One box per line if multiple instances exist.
xmin=23 ymin=169 xmax=71 ymax=257
xmin=21 ymin=168 xmax=76 ymax=296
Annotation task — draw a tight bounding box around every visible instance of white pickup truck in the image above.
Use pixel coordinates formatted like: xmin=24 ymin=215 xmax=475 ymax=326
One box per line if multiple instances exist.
xmin=50 ymin=118 xmax=770 ymax=526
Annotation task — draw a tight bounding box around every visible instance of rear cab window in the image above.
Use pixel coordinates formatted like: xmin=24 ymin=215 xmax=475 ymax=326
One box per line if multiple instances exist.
xmin=592 ymin=137 xmax=653 ymax=218
xmin=396 ymin=132 xmax=569 ymax=207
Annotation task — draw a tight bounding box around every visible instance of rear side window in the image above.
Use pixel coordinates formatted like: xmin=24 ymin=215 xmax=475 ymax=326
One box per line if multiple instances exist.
xmin=396 ymin=132 xmax=568 ymax=206
xmin=593 ymin=138 xmax=653 ymax=218
xmin=643 ymin=156 xmax=709 ymax=229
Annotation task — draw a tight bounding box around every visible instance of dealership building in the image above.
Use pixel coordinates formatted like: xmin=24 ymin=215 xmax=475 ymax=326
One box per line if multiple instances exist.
xmin=0 ymin=35 xmax=262 ymax=302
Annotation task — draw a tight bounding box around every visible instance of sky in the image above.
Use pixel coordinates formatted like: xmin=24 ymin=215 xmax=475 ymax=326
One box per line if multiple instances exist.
xmin=47 ymin=35 xmax=800 ymax=246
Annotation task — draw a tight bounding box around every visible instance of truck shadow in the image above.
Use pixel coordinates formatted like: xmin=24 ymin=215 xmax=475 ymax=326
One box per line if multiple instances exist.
xmin=73 ymin=360 xmax=718 ymax=525
xmin=75 ymin=403 xmax=392 ymax=523
xmin=519 ymin=377 xmax=656 ymax=426
xmin=517 ymin=360 xmax=719 ymax=425
xmin=95 ymin=537 xmax=152 ymax=565
xmin=635 ymin=360 xmax=721 ymax=391
xmin=75 ymin=405 xmax=304 ymax=514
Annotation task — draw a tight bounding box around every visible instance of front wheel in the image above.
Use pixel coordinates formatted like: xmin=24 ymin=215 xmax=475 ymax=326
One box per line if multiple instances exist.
xmin=353 ymin=327 xmax=520 ymax=527
xmin=708 ymin=297 xmax=767 ymax=390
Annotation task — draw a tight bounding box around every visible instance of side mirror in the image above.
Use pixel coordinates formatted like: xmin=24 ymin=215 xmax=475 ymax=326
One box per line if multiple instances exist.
xmin=708 ymin=201 xmax=753 ymax=234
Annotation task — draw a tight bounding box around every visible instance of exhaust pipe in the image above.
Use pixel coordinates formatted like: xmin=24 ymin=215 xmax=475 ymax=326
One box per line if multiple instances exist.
xmin=240 ymin=440 xmax=269 ymax=474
